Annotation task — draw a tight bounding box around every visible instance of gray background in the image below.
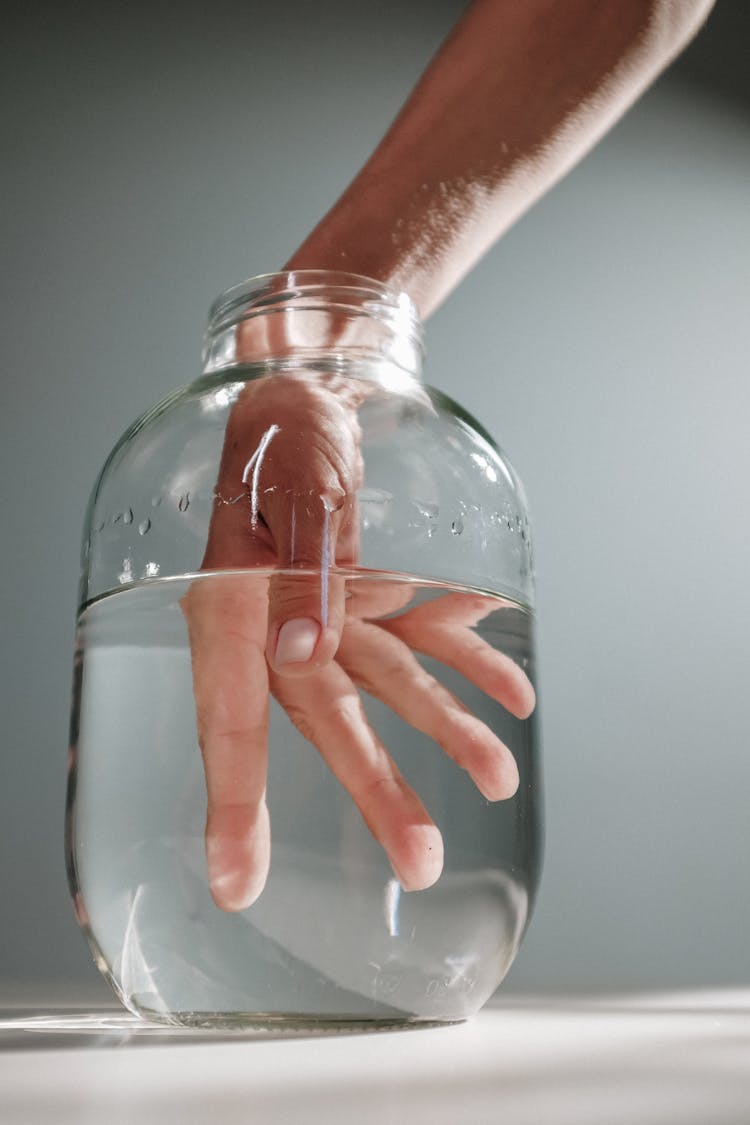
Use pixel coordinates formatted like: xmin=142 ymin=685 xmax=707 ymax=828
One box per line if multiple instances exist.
xmin=1 ymin=1 xmax=748 ymax=999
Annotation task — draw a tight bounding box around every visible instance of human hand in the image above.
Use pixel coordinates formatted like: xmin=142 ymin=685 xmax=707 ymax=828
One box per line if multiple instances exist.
xmin=181 ymin=370 xmax=535 ymax=913
xmin=181 ymin=367 xmax=360 ymax=907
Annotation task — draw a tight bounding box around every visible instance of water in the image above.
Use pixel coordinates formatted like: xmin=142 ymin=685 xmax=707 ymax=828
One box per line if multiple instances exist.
xmin=67 ymin=569 xmax=541 ymax=1027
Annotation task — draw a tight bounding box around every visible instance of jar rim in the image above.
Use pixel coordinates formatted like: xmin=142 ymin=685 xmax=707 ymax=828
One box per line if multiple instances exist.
xmin=206 ymin=270 xmax=423 ymax=346
xmin=203 ymin=270 xmax=425 ymax=380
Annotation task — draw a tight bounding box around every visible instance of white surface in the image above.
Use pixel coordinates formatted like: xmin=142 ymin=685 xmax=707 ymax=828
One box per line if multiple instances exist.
xmin=1 ymin=991 xmax=749 ymax=1124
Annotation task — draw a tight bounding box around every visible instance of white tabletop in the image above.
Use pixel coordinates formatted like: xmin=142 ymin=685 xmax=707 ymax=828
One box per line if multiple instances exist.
xmin=1 ymin=990 xmax=748 ymax=1124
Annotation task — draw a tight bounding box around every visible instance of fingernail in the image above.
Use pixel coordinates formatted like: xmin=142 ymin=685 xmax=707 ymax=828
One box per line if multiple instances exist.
xmin=274 ymin=617 xmax=320 ymax=665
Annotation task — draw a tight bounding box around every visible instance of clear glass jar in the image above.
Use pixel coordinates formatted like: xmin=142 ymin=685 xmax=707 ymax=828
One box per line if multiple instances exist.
xmin=66 ymin=271 xmax=542 ymax=1028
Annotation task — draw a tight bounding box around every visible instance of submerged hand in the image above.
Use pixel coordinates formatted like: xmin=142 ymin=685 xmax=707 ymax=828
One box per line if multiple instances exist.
xmin=181 ymin=369 xmax=361 ymax=908
xmin=182 ymin=373 xmax=535 ymax=912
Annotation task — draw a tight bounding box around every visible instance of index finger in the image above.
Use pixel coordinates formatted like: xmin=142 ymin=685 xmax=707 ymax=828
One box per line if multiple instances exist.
xmin=180 ymin=572 xmax=271 ymax=912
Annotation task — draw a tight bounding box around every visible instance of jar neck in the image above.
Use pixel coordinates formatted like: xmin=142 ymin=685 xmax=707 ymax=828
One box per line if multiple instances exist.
xmin=202 ymin=270 xmax=424 ymax=388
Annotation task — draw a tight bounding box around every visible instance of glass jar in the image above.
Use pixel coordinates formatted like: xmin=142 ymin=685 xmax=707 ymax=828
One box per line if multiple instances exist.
xmin=66 ymin=271 xmax=542 ymax=1028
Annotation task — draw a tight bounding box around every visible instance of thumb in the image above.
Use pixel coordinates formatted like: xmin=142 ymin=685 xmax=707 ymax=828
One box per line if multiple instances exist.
xmin=265 ymin=486 xmax=357 ymax=677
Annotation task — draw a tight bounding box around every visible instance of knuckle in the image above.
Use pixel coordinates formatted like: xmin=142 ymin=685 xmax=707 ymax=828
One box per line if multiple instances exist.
xmin=357 ymin=771 xmax=414 ymax=815
xmin=198 ymin=721 xmax=266 ymax=756
xmin=322 ymin=694 xmax=364 ymax=731
xmin=278 ymin=701 xmax=317 ymax=744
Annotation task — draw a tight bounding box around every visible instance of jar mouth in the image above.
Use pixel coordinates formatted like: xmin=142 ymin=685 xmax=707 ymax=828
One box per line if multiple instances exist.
xmin=203 ymin=270 xmax=424 ymax=380
xmin=207 ymin=270 xmax=423 ymax=336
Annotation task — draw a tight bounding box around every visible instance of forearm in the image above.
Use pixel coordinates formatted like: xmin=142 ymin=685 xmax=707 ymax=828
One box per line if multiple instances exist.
xmin=285 ymin=0 xmax=713 ymax=317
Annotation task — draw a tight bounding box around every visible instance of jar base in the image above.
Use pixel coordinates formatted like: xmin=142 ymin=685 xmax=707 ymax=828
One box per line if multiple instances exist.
xmin=132 ymin=1005 xmax=465 ymax=1034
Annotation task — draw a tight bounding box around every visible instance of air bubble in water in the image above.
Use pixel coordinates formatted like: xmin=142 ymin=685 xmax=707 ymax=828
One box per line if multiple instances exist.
xmin=138 ymin=518 xmax=151 ymax=536
xmin=412 ymin=499 xmax=439 ymax=521
xmin=411 ymin=498 xmax=439 ymax=538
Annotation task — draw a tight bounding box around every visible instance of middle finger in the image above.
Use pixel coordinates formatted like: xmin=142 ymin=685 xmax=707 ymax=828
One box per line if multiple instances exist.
xmin=271 ymin=662 xmax=444 ymax=892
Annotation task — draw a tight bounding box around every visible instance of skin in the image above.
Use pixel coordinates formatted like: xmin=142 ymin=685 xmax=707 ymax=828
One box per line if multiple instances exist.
xmin=182 ymin=0 xmax=714 ymax=911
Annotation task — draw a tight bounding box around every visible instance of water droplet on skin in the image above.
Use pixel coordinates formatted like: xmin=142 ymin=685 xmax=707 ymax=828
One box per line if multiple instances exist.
xmin=138 ymin=518 xmax=151 ymax=536
xmin=178 ymin=493 xmax=190 ymax=513
xmin=214 ymin=489 xmax=244 ymax=507
xmin=451 ymin=518 xmax=464 ymax=535
xmin=122 ymin=508 xmax=134 ymax=525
